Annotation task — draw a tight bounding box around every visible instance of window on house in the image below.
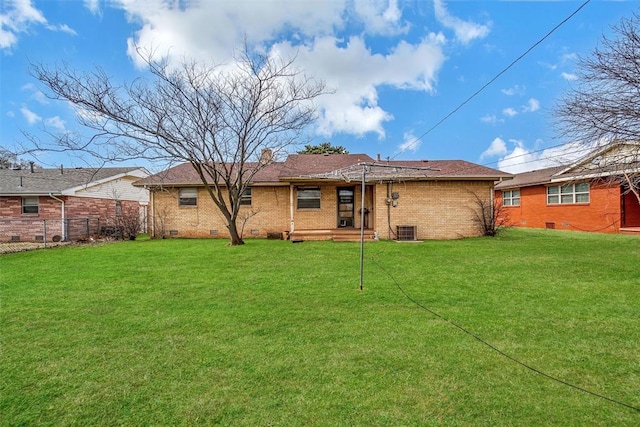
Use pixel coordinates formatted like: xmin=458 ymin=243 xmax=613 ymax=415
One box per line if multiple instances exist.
xmin=502 ymin=189 xmax=520 ymax=206
xmin=22 ymin=196 xmax=39 ymax=214
xmin=297 ymin=187 xmax=321 ymax=209
xmin=240 ymin=188 xmax=252 ymax=206
xmin=179 ymin=188 xmax=198 ymax=206
xmin=547 ymin=182 xmax=589 ymax=204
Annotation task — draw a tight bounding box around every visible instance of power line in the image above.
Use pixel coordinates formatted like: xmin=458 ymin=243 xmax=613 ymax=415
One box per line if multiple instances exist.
xmin=368 ymin=253 xmax=640 ymax=413
xmin=392 ymin=0 xmax=592 ymax=160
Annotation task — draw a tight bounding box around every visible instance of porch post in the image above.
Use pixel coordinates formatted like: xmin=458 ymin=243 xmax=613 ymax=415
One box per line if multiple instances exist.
xmin=359 ymin=165 xmax=366 ymax=291
xmin=289 ymin=184 xmax=295 ymax=234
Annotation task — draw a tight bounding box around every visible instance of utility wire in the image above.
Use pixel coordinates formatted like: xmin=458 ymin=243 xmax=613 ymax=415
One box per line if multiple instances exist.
xmin=392 ymin=0 xmax=592 ymax=160
xmin=369 ymin=255 xmax=640 ymax=413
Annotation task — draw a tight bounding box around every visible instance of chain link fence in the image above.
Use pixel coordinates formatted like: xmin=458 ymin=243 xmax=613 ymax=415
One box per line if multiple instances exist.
xmin=0 ymin=217 xmax=103 ymax=254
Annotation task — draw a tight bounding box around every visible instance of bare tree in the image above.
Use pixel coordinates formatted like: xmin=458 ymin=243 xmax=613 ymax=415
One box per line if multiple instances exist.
xmin=0 ymin=147 xmax=37 ymax=170
xmin=470 ymin=191 xmax=510 ymax=237
xmin=114 ymin=203 xmax=142 ymax=240
xmin=554 ymin=13 xmax=640 ymax=203
xmin=29 ymin=47 xmax=327 ymax=245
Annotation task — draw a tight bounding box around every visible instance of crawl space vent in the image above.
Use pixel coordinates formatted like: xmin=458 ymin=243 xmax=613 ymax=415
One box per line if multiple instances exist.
xmin=396 ymin=225 xmax=417 ymax=241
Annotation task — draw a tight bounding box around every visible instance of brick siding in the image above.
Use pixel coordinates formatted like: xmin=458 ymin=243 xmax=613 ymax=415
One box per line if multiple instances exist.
xmin=151 ymin=181 xmax=491 ymax=240
xmin=0 ymin=195 xmax=143 ymax=242
xmin=373 ymin=181 xmax=492 ymax=240
xmin=497 ymin=182 xmax=627 ymax=233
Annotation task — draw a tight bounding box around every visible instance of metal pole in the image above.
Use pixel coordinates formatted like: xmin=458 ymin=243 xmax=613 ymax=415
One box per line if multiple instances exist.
xmin=359 ymin=164 xmax=366 ymax=291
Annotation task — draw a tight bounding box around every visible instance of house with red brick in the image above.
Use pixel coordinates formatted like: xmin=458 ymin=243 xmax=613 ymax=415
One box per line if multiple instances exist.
xmin=495 ymin=142 xmax=640 ymax=235
xmin=134 ymin=153 xmax=512 ymax=241
xmin=0 ymin=166 xmax=149 ymax=242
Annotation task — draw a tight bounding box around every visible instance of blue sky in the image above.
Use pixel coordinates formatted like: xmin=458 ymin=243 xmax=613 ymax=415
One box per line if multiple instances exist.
xmin=1 ymin=0 xmax=638 ymax=173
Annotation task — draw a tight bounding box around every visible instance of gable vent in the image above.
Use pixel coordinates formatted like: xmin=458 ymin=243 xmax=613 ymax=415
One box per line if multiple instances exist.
xmin=396 ymin=225 xmax=417 ymax=241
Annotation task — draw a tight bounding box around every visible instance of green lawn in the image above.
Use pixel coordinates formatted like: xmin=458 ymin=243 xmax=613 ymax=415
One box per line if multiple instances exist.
xmin=1 ymin=229 xmax=639 ymax=425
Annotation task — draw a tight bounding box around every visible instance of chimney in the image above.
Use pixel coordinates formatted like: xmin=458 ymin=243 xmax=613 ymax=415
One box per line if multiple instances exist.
xmin=60 ymin=164 xmax=64 ymax=175
xmin=259 ymin=149 xmax=273 ymax=165
xmin=377 ymin=154 xmax=381 ymax=162
xmin=29 ymin=161 xmax=34 ymax=173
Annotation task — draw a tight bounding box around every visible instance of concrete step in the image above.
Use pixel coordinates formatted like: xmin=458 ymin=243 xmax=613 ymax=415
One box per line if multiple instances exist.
xmin=289 ymin=229 xmax=377 ymax=242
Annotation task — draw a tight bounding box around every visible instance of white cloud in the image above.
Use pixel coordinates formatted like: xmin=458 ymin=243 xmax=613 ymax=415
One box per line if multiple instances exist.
xmin=398 ymin=131 xmax=421 ymax=153
xmin=123 ymin=0 xmax=347 ymax=68
xmin=480 ymin=114 xmax=499 ymax=125
xmin=353 ymin=0 xmax=410 ymax=36
xmin=502 ymin=107 xmax=517 ymax=118
xmin=84 ymin=0 xmax=101 ymax=15
xmin=433 ymin=0 xmax=490 ymax=45
xmin=20 ymin=106 xmax=41 ymax=125
xmin=522 ymin=98 xmax=539 ymax=113
xmin=0 ymin=0 xmax=46 ymax=50
xmin=102 ymin=1 xmax=452 ymax=138
xmin=30 ymin=91 xmax=49 ymax=104
xmin=538 ymin=61 xmax=557 ymax=71
xmin=45 ymin=116 xmax=66 ymax=131
xmin=561 ymin=72 xmax=578 ymax=81
xmin=480 ymin=137 xmax=507 ymax=160
xmin=56 ymin=24 xmax=77 ymax=36
xmin=501 ymin=85 xmax=525 ymax=96
xmin=497 ymin=140 xmax=591 ymax=173
xmin=273 ymin=35 xmax=445 ymax=137
xmin=22 ymin=83 xmax=49 ymax=104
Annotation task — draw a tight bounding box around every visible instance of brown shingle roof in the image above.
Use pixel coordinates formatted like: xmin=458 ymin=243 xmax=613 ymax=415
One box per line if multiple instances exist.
xmin=135 ymin=154 xmax=512 ymax=186
xmin=494 ymin=166 xmax=565 ymax=189
xmin=279 ymin=153 xmax=375 ymax=178
xmin=385 ymin=160 xmax=512 ymax=179
xmin=134 ymin=162 xmax=286 ymax=186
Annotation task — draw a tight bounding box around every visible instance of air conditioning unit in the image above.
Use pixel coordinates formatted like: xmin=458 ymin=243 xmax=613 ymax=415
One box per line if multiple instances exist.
xmin=396 ymin=225 xmax=417 ymax=241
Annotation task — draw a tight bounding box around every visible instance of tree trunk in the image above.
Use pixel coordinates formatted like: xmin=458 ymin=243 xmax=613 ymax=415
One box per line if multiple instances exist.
xmin=227 ymin=220 xmax=245 ymax=246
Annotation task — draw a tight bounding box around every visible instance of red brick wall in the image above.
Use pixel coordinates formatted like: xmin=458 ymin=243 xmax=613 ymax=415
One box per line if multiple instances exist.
xmin=497 ymin=182 xmax=622 ymax=233
xmin=0 ymin=195 xmax=143 ymax=242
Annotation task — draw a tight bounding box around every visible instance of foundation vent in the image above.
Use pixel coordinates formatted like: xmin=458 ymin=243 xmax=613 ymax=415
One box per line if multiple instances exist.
xmin=396 ymin=225 xmax=417 ymax=241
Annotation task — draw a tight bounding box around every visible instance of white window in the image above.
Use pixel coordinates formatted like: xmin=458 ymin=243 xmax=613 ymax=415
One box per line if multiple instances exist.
xmin=179 ymin=188 xmax=198 ymax=206
xmin=22 ymin=197 xmax=39 ymax=214
xmin=502 ymin=189 xmax=520 ymax=206
xmin=547 ymin=182 xmax=589 ymax=204
xmin=240 ymin=188 xmax=252 ymax=206
xmin=297 ymin=187 xmax=321 ymax=209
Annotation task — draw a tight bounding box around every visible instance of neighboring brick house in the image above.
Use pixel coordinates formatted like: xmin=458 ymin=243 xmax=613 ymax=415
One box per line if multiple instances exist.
xmin=134 ymin=153 xmax=511 ymax=241
xmin=495 ymin=143 xmax=640 ymax=235
xmin=0 ymin=166 xmax=149 ymax=242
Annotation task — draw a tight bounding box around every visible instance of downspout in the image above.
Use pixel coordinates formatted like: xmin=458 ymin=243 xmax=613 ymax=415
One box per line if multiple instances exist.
xmin=149 ymin=187 xmax=155 ymax=238
xmin=490 ymin=184 xmax=495 ymax=230
xmin=289 ymin=184 xmax=295 ymax=236
xmin=48 ymin=193 xmax=66 ymax=241
xmin=386 ymin=182 xmax=392 ymax=240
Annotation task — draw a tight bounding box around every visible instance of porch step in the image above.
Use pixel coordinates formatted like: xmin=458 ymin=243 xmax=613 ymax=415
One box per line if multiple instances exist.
xmin=289 ymin=229 xmax=377 ymax=242
xmin=620 ymin=227 xmax=640 ymax=236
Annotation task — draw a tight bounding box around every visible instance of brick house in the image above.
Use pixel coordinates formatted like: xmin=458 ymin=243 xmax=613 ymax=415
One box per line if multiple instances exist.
xmin=495 ymin=142 xmax=640 ymax=235
xmin=0 ymin=166 xmax=149 ymax=242
xmin=134 ymin=153 xmax=511 ymax=241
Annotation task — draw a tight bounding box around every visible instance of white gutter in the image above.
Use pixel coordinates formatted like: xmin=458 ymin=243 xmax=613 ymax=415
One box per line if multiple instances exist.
xmin=48 ymin=193 xmax=66 ymax=241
